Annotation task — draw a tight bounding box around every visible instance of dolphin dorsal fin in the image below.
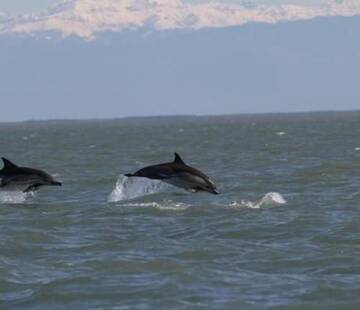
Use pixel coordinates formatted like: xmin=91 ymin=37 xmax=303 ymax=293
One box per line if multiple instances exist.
xmin=174 ymin=153 xmax=185 ymax=165
xmin=2 ymin=158 xmax=18 ymax=170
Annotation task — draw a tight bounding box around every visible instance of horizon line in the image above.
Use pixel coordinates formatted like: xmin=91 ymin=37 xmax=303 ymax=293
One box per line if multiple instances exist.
xmin=1 ymin=109 xmax=359 ymax=125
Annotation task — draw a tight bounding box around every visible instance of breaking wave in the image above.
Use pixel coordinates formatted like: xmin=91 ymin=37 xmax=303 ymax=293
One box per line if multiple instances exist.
xmin=108 ymin=175 xmax=170 ymax=202
xmin=230 ymin=192 xmax=287 ymax=209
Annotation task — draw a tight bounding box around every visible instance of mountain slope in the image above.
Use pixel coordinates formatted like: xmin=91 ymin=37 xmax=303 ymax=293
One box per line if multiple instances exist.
xmin=0 ymin=0 xmax=360 ymax=39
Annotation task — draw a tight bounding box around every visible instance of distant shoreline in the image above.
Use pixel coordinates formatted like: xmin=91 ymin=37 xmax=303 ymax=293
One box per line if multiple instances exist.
xmin=1 ymin=109 xmax=359 ymax=125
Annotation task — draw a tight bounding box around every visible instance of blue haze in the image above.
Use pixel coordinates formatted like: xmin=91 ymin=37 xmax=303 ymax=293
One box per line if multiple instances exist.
xmin=0 ymin=16 xmax=359 ymax=121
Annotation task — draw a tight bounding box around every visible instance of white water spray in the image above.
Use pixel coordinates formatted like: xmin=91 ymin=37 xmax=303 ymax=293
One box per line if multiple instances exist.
xmin=231 ymin=192 xmax=287 ymax=209
xmin=0 ymin=191 xmax=35 ymax=204
xmin=108 ymin=175 xmax=170 ymax=202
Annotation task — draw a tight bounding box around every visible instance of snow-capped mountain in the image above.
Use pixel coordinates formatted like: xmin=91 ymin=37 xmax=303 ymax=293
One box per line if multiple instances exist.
xmin=0 ymin=0 xmax=360 ymax=39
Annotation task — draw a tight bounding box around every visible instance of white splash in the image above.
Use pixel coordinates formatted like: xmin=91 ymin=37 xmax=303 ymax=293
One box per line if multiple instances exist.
xmin=119 ymin=201 xmax=189 ymax=210
xmin=0 ymin=191 xmax=35 ymax=204
xmin=108 ymin=175 xmax=170 ymax=202
xmin=276 ymin=131 xmax=286 ymax=136
xmin=231 ymin=192 xmax=287 ymax=209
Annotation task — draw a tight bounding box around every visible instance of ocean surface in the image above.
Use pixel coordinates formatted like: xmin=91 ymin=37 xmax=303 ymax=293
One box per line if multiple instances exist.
xmin=1 ymin=112 xmax=360 ymax=309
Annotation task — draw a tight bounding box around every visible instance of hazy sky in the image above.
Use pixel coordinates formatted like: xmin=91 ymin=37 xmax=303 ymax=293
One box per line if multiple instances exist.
xmin=1 ymin=12 xmax=358 ymax=122
xmin=0 ymin=0 xmax=356 ymax=121
xmin=0 ymin=0 xmax=325 ymax=13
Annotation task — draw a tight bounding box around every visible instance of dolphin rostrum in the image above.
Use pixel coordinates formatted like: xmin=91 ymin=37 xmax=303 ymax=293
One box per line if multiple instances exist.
xmin=0 ymin=157 xmax=62 ymax=193
xmin=125 ymin=153 xmax=219 ymax=194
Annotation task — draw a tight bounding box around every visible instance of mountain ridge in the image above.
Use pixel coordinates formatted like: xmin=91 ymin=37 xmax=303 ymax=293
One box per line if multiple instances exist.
xmin=0 ymin=0 xmax=359 ymax=39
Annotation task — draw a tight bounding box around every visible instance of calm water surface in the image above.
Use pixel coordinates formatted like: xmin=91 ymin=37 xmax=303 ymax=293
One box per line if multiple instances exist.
xmin=1 ymin=112 xmax=360 ymax=309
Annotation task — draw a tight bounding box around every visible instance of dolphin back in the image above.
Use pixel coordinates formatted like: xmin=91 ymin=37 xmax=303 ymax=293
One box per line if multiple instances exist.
xmin=0 ymin=157 xmax=62 ymax=192
xmin=125 ymin=153 xmax=218 ymax=195
xmin=1 ymin=157 xmax=18 ymax=172
xmin=173 ymin=153 xmax=186 ymax=165
xmin=1 ymin=157 xmax=18 ymax=178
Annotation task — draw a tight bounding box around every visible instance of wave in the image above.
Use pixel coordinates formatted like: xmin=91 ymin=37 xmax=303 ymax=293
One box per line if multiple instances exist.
xmin=118 ymin=201 xmax=190 ymax=211
xmin=230 ymin=192 xmax=287 ymax=209
xmin=108 ymin=175 xmax=170 ymax=202
xmin=0 ymin=191 xmax=35 ymax=204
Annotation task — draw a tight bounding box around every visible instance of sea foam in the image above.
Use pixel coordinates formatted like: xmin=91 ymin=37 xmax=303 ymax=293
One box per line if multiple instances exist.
xmin=118 ymin=201 xmax=190 ymax=211
xmin=230 ymin=192 xmax=287 ymax=209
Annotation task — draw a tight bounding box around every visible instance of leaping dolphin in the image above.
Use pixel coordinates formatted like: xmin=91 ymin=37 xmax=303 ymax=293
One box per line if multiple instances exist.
xmin=0 ymin=157 xmax=62 ymax=193
xmin=125 ymin=153 xmax=219 ymax=194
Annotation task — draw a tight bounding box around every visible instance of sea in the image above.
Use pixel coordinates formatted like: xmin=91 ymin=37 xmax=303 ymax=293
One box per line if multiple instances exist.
xmin=1 ymin=111 xmax=360 ymax=309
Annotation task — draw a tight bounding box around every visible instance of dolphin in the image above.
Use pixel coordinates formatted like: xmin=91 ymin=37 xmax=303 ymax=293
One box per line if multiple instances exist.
xmin=0 ymin=157 xmax=62 ymax=193
xmin=125 ymin=153 xmax=219 ymax=194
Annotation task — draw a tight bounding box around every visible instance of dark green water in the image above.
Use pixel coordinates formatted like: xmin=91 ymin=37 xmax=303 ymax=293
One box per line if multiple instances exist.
xmin=1 ymin=112 xmax=360 ymax=309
